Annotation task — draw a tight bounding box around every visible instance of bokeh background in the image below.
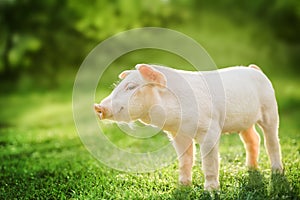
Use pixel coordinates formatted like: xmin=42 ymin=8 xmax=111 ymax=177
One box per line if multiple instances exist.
xmin=0 ymin=0 xmax=299 ymax=199
xmin=1 ymin=0 xmax=300 ymax=87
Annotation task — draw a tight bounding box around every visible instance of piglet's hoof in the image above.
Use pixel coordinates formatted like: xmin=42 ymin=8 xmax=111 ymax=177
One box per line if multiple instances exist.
xmin=204 ymin=181 xmax=220 ymax=191
xmin=272 ymin=165 xmax=284 ymax=174
xmin=179 ymin=177 xmax=192 ymax=186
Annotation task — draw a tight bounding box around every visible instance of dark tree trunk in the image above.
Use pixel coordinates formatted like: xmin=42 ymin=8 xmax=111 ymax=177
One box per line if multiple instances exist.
xmin=2 ymin=30 xmax=13 ymax=75
xmin=0 ymin=28 xmax=18 ymax=85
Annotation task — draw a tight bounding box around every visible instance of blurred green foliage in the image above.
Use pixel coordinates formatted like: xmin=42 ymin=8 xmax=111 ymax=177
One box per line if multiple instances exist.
xmin=0 ymin=0 xmax=184 ymax=77
xmin=200 ymin=0 xmax=300 ymax=43
xmin=0 ymin=0 xmax=299 ymax=86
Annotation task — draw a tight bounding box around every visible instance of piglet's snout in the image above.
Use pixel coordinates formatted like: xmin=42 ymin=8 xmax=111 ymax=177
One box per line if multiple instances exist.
xmin=94 ymin=104 xmax=110 ymax=119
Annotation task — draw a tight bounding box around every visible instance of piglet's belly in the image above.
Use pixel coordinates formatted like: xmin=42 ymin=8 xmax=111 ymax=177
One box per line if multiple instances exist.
xmin=221 ymin=110 xmax=261 ymax=133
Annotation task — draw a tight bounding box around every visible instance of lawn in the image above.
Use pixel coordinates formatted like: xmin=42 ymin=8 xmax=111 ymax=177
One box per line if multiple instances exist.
xmin=1 ymin=76 xmax=299 ymax=200
xmin=1 ymin=11 xmax=300 ymax=199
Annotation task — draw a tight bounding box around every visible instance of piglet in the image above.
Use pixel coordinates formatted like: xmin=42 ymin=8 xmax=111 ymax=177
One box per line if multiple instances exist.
xmin=94 ymin=64 xmax=283 ymax=190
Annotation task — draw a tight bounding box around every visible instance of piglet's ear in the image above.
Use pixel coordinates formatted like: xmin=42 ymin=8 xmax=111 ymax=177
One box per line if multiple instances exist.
xmin=118 ymin=70 xmax=131 ymax=79
xmin=136 ymin=64 xmax=166 ymax=86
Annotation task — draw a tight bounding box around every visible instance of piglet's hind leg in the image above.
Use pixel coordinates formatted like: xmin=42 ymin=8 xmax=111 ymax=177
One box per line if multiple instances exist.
xmin=239 ymin=125 xmax=260 ymax=169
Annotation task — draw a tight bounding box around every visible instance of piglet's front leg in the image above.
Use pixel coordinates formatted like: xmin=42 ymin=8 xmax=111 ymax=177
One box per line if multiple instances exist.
xmin=200 ymin=126 xmax=221 ymax=190
xmin=172 ymin=135 xmax=194 ymax=185
xmin=201 ymin=144 xmax=220 ymax=190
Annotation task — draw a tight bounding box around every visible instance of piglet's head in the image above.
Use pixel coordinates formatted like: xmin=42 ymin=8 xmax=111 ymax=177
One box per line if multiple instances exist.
xmin=94 ymin=64 xmax=167 ymax=122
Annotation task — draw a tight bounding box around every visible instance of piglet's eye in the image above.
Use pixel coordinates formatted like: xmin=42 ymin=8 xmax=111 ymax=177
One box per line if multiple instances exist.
xmin=126 ymin=83 xmax=138 ymax=90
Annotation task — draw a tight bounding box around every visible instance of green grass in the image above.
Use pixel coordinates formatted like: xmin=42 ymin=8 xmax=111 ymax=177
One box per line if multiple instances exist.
xmin=1 ymin=11 xmax=300 ymax=199
xmin=1 ymin=79 xmax=299 ymax=200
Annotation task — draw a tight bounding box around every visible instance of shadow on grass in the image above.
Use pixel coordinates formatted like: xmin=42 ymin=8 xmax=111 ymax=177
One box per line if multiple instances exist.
xmin=238 ymin=170 xmax=299 ymax=199
xmin=171 ymin=185 xmax=216 ymax=200
xmin=170 ymin=170 xmax=299 ymax=200
xmin=269 ymin=172 xmax=299 ymax=199
xmin=238 ymin=170 xmax=268 ymax=199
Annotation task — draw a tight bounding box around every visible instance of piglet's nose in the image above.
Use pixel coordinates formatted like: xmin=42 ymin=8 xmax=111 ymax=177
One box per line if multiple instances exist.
xmin=94 ymin=104 xmax=106 ymax=119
